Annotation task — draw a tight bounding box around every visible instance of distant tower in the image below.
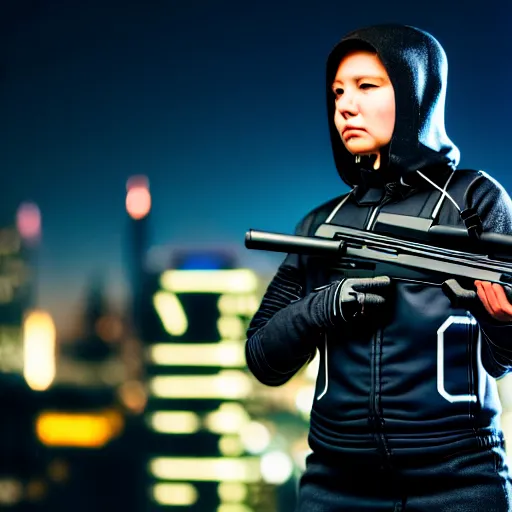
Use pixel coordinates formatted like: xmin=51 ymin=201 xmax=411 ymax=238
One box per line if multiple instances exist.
xmin=125 ymin=175 xmax=151 ymax=335
xmin=15 ymin=201 xmax=41 ymax=309
xmin=15 ymin=202 xmax=41 ymax=246
xmin=81 ymin=274 xmax=113 ymax=362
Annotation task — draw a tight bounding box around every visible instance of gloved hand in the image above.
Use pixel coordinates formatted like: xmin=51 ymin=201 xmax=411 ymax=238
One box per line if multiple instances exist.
xmin=442 ymin=278 xmax=512 ymax=325
xmin=333 ymin=276 xmax=392 ymax=323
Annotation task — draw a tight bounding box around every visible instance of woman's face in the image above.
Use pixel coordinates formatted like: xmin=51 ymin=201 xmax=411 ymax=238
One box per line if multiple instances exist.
xmin=332 ymin=49 xmax=395 ymax=167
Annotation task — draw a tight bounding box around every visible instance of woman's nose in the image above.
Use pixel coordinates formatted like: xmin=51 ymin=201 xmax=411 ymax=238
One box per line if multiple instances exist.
xmin=336 ymin=94 xmax=358 ymax=118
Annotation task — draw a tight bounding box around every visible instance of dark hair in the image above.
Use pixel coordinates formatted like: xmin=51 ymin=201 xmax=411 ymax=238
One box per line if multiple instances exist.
xmin=327 ymin=39 xmax=377 ymax=84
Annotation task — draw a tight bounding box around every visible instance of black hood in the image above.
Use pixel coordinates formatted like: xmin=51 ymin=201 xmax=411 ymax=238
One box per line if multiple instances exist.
xmin=326 ymin=24 xmax=460 ymax=189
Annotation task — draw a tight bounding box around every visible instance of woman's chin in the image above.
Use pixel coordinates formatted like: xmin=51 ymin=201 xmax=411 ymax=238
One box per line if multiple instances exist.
xmin=344 ymin=140 xmax=377 ymax=156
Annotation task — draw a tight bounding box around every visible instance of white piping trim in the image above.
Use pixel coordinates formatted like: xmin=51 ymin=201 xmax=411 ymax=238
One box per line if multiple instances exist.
xmin=366 ymin=206 xmax=380 ymax=231
xmin=333 ymin=280 xmax=345 ymax=321
xmin=437 ymin=315 xmax=477 ymax=403
xmin=325 ymin=193 xmax=352 ymax=223
xmin=430 ymin=169 xmax=457 ymax=220
xmin=316 ymin=333 xmax=329 ymax=400
xmin=416 ymin=170 xmax=461 ymax=214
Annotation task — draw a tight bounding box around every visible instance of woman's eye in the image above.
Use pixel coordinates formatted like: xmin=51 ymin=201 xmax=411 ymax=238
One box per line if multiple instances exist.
xmin=360 ymin=83 xmax=377 ymax=90
xmin=333 ymin=88 xmax=343 ymax=96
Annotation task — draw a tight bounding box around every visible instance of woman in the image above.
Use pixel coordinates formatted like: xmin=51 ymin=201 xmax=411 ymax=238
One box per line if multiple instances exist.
xmin=245 ymin=24 xmax=512 ymax=511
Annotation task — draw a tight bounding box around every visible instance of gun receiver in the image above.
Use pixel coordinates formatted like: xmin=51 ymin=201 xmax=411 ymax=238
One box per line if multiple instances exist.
xmin=245 ymin=214 xmax=512 ymax=306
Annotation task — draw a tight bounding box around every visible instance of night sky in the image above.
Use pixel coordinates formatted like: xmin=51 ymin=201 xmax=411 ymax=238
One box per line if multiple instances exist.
xmin=1 ymin=0 xmax=511 ymax=332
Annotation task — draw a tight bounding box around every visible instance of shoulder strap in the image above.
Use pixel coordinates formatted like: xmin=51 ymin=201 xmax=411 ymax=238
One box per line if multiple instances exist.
xmin=433 ymin=169 xmax=484 ymax=238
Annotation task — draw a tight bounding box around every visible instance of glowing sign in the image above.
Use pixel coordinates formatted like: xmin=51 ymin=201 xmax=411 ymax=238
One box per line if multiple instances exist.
xmin=148 ymin=411 xmax=201 ymax=434
xmin=36 ymin=410 xmax=124 ymax=448
xmin=149 ymin=370 xmax=252 ymax=399
xmin=148 ymin=341 xmax=245 ymax=367
xmin=160 ymin=269 xmax=258 ymax=294
xmin=152 ymin=483 xmax=198 ymax=506
xmin=23 ymin=310 xmax=56 ymax=391
xmin=152 ymin=291 xmax=188 ymax=336
xmin=149 ymin=457 xmax=262 ymax=483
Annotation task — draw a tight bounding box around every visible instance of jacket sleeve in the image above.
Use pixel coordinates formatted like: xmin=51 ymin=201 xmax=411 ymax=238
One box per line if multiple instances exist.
xmin=467 ymin=172 xmax=512 ymax=378
xmin=244 ymin=215 xmax=339 ymax=387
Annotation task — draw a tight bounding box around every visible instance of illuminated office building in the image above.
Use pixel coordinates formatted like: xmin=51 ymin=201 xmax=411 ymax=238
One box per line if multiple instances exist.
xmin=0 ymin=203 xmax=47 ymax=510
xmin=123 ymin=177 xmax=316 ymax=510
xmin=138 ymin=246 xmax=303 ymax=511
xmin=0 ymin=198 xmax=144 ymax=511
xmin=0 ymin=202 xmax=40 ymax=375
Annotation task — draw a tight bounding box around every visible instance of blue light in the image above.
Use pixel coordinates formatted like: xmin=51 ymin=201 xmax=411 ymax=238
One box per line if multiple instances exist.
xmin=175 ymin=252 xmax=233 ymax=270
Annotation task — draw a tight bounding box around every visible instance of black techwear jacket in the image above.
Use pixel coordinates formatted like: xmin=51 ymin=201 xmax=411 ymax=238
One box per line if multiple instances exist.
xmin=245 ymin=24 xmax=512 ymax=463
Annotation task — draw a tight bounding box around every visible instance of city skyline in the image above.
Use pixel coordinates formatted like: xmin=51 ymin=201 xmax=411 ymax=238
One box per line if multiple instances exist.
xmin=1 ymin=0 xmax=511 ymax=332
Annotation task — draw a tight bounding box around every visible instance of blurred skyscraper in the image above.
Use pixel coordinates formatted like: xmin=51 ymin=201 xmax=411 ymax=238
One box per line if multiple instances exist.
xmin=125 ymin=174 xmax=151 ymax=339
xmin=0 ymin=202 xmax=47 ymax=510
xmin=1 ymin=198 xmax=146 ymax=512
xmin=122 ymin=175 xmax=319 ymax=511
xmin=0 ymin=202 xmax=40 ymax=375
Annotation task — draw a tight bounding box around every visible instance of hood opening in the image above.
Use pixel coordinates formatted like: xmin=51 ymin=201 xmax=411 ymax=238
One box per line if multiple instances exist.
xmin=326 ymin=24 xmax=460 ymax=190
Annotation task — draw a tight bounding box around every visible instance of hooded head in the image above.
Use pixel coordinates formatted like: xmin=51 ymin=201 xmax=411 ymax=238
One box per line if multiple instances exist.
xmin=326 ymin=24 xmax=460 ymax=189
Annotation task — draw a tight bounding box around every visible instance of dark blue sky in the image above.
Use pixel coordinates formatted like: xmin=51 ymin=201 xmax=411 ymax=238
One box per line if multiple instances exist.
xmin=1 ymin=0 xmax=511 ymax=331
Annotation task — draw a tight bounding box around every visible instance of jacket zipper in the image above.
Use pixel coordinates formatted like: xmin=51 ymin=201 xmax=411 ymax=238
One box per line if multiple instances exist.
xmin=365 ymin=203 xmax=392 ymax=461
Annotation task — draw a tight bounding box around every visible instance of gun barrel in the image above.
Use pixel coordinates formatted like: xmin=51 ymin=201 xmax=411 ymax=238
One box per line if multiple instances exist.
xmin=245 ymin=230 xmax=341 ymax=256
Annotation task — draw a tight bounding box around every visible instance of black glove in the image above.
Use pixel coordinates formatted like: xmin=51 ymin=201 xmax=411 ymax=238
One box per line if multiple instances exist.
xmin=333 ymin=276 xmax=392 ymax=323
